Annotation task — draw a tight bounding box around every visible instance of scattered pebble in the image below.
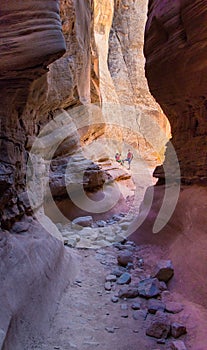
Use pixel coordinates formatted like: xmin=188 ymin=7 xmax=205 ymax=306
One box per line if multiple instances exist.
xmin=131 ymin=302 xmax=141 ymax=310
xmin=66 ymin=238 xmax=77 ymax=248
xmin=117 ymin=251 xmax=133 ymax=267
xmin=117 ymin=272 xmax=131 ymax=285
xmin=159 ymin=281 xmax=168 ymax=291
xmin=105 ymin=327 xmax=115 ymax=333
xmin=137 ymin=258 xmax=144 ymax=268
xmin=75 ymin=279 xmax=82 ymax=284
xmin=138 ymin=278 xmax=160 ymax=298
xmin=148 ymin=299 xmax=166 ymax=314
xmin=96 ymin=220 xmax=106 ymax=227
xmin=118 ymin=286 xmax=139 ymax=299
xmin=104 ymin=282 xmax=112 ymax=291
xmin=126 ymin=262 xmax=134 ymax=271
xmin=126 ymin=240 xmax=136 ymax=246
xmin=111 ymin=296 xmax=119 ymax=303
xmin=72 ymin=216 xmax=93 ymax=227
xmin=133 ymin=310 xmax=147 ymax=320
xmin=73 ymin=281 xmax=82 ymax=287
xmin=112 ymin=266 xmax=126 ymax=277
xmin=106 ymin=274 xmax=117 ymax=282
xmin=170 ymin=340 xmax=187 ymax=350
xmin=152 ymin=260 xmax=174 ymax=282
xmin=65 ymin=225 xmax=190 ymax=349
xmin=146 ymin=311 xmax=171 ymax=339
xmin=171 ymin=322 xmax=187 ymax=338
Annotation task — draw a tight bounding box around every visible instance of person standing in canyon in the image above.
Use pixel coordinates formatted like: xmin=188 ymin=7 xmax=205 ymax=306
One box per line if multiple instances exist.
xmin=115 ymin=152 xmax=124 ymax=165
xmin=125 ymin=149 xmax=133 ymax=170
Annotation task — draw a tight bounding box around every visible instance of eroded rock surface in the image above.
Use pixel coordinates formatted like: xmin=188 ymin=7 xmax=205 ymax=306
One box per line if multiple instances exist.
xmin=94 ymin=0 xmax=170 ymax=164
xmin=144 ymin=0 xmax=207 ymax=183
xmin=0 ymin=1 xmax=74 ymax=348
xmin=0 ymin=0 xmax=184 ymax=348
xmin=130 ymin=0 xmax=207 ymax=308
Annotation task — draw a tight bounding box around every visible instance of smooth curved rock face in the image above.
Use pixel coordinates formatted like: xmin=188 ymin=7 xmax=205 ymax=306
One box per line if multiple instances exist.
xmin=130 ymin=184 xmax=207 ymax=306
xmin=0 ymin=1 xmax=77 ymax=348
xmin=0 ymin=0 xmax=66 ymax=77
xmin=144 ymin=0 xmax=207 ymax=182
xmin=0 ymin=224 xmax=76 ymax=350
xmin=0 ymin=0 xmax=66 ymax=229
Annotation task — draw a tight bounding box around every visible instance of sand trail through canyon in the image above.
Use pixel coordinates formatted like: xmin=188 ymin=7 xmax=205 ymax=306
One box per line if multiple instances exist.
xmin=35 ymin=239 xmax=207 ymax=350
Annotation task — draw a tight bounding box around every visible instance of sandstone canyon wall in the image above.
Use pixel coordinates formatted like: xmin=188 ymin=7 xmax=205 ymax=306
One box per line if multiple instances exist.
xmin=0 ymin=1 xmax=77 ymax=349
xmin=0 ymin=0 xmax=170 ymax=348
xmin=130 ymin=0 xmax=207 ymax=306
xmin=144 ymin=0 xmax=207 ymax=184
xmin=42 ymin=0 xmax=170 ymax=224
xmin=93 ymin=0 xmax=170 ymax=163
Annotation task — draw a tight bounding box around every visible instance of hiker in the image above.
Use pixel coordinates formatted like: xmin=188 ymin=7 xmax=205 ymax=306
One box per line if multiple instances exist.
xmin=115 ymin=152 xmax=123 ymax=165
xmin=125 ymin=149 xmax=133 ymax=170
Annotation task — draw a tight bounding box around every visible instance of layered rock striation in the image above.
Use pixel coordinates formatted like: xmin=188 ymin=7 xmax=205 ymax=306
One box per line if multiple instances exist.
xmin=144 ymin=0 xmax=207 ymax=183
xmin=0 ymin=1 xmax=75 ymax=348
xmin=0 ymin=0 xmax=66 ymax=229
xmin=0 ymin=0 xmax=172 ymax=347
xmin=130 ymin=0 xmax=207 ymax=306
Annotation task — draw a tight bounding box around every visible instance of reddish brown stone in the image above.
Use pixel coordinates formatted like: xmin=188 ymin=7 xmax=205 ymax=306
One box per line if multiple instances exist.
xmin=144 ymin=0 xmax=207 ymax=183
xmin=146 ymin=311 xmax=171 ymax=339
xmin=117 ymin=251 xmax=133 ymax=267
xmin=153 ymin=260 xmax=174 ymax=282
xmin=171 ymin=323 xmax=187 ymax=339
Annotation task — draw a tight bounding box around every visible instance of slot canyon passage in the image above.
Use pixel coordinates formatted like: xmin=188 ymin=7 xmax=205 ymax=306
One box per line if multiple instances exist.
xmin=1 ymin=0 xmax=207 ymax=349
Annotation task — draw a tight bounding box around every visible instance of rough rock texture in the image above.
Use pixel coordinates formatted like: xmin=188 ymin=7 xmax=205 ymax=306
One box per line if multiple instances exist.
xmin=152 ymin=260 xmax=174 ymax=282
xmin=0 ymin=1 xmax=170 ymax=226
xmin=144 ymin=0 xmax=207 ymax=183
xmin=0 ymin=1 xmax=77 ymax=348
xmin=138 ymin=277 xmax=161 ymax=298
xmin=171 ymin=322 xmax=187 ymax=339
xmin=130 ymin=0 xmax=207 ymax=308
xmin=0 ymin=1 xmax=65 ymax=76
xmin=0 ymin=0 xmax=65 ymax=230
xmin=146 ymin=311 xmax=171 ymax=339
xmin=0 ymin=0 xmax=181 ymax=347
xmin=93 ymin=0 xmax=170 ymax=163
xmin=37 ymin=0 xmax=170 ymax=223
